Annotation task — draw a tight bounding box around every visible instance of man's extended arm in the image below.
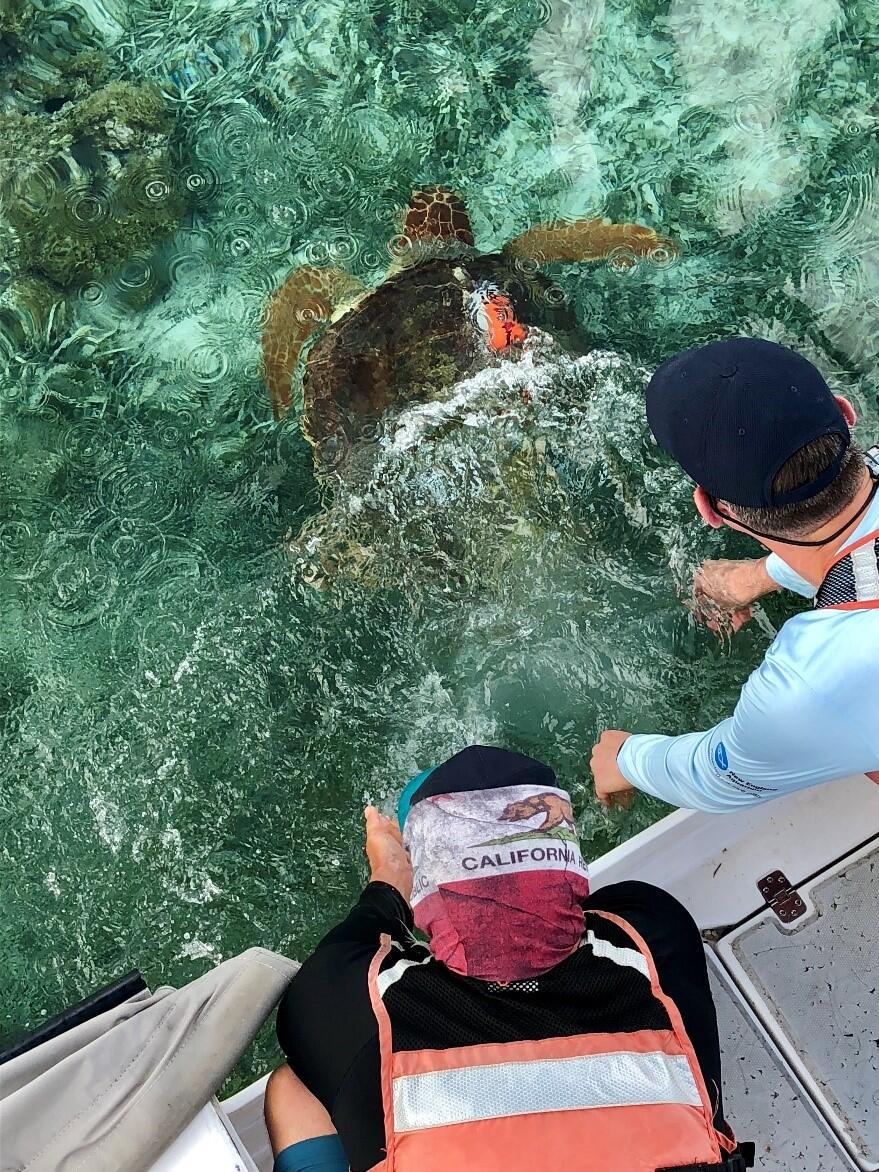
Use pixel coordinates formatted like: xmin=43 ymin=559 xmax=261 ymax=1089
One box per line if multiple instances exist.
xmin=312 ymin=879 xmax=414 ymax=950
xmin=615 ymin=645 xmax=859 ymax=812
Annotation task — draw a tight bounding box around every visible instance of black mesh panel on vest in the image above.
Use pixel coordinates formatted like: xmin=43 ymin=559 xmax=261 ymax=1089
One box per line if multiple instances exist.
xmin=816 ymin=548 xmax=862 ymax=607
xmin=384 ymin=933 xmax=671 ymax=1052
xmin=816 ymin=536 xmax=879 ymax=608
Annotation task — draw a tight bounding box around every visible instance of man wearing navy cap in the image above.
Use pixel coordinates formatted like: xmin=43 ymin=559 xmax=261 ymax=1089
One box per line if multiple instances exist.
xmin=591 ymin=337 xmax=879 ymax=812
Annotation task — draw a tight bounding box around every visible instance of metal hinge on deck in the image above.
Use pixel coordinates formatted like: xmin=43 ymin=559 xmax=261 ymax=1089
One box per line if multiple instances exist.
xmin=757 ymin=870 xmax=807 ymax=924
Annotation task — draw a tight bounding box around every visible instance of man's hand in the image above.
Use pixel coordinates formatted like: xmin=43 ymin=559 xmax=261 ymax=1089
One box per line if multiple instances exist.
xmin=694 ymin=557 xmax=779 ymax=611
xmin=590 ymin=731 xmax=636 ymax=809
xmin=690 ymin=558 xmax=780 ymax=635
xmin=365 ymin=806 xmax=413 ymax=901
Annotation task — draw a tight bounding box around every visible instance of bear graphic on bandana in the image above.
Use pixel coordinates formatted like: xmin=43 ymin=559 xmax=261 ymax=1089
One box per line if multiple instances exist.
xmin=499 ymin=792 xmax=575 ymax=831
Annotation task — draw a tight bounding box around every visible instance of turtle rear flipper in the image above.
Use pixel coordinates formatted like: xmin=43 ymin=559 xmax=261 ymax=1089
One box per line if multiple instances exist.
xmin=262 ymin=265 xmax=365 ymax=420
xmin=404 ymin=187 xmax=475 ymax=246
xmin=504 ymin=218 xmax=677 ymax=264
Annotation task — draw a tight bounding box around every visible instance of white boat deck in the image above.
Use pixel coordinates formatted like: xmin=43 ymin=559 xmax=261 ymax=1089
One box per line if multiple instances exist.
xmin=150 ymin=1103 xmax=252 ymax=1172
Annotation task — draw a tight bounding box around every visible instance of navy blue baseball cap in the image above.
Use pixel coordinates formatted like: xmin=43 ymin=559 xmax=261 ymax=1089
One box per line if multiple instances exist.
xmin=646 ymin=338 xmax=850 ymax=508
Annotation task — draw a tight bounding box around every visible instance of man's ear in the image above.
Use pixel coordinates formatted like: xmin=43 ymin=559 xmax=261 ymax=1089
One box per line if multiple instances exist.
xmin=835 ymin=395 xmax=857 ymax=427
xmin=694 ymin=486 xmax=725 ymax=529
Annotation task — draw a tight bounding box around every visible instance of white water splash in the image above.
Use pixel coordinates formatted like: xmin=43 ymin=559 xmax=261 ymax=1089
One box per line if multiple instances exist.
xmin=290 ymin=339 xmax=694 ymax=601
xmin=370 ymin=670 xmax=501 ymax=812
xmin=386 ymin=329 xmax=598 ymax=455
xmin=176 ymin=938 xmax=222 ymax=962
xmin=387 ymin=329 xmax=555 ymax=453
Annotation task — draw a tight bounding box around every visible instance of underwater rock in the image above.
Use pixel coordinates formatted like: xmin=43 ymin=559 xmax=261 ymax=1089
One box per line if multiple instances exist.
xmin=66 ymin=81 xmax=170 ymax=149
xmin=0 ymin=0 xmax=32 ymax=40
xmin=1 ymin=78 xmax=184 ymax=291
xmin=0 ymin=0 xmax=110 ymax=104
xmin=0 ymin=416 xmax=66 ymax=500
xmin=1 ymin=0 xmax=185 ymax=300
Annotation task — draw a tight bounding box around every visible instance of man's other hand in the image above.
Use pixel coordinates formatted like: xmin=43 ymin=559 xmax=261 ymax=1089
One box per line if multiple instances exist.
xmin=590 ymin=731 xmax=636 ymax=809
xmin=694 ymin=557 xmax=779 ymax=611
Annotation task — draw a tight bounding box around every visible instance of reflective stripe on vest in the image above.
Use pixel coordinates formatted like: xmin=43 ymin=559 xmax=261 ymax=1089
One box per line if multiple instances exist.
xmin=392 ymin=1043 xmax=701 ymax=1131
xmin=368 ymin=910 xmax=735 ymax=1172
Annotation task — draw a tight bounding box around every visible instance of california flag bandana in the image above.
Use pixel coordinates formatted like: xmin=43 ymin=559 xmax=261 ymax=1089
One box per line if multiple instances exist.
xmin=401 ymin=748 xmax=590 ymax=984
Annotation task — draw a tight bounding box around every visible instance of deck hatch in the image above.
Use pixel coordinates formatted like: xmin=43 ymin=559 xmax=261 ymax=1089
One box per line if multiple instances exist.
xmin=719 ymin=842 xmax=879 ymax=1170
xmin=708 ymin=957 xmax=853 ymax=1172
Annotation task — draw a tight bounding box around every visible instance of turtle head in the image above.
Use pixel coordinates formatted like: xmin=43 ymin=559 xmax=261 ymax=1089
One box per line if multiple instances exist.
xmin=394 ymin=187 xmax=475 ymax=268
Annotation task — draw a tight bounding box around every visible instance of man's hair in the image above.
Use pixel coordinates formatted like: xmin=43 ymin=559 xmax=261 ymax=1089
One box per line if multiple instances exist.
xmin=724 ymin=435 xmax=865 ymax=539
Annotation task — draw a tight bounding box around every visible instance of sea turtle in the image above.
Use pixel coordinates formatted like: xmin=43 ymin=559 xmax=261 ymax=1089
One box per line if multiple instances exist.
xmin=261 ymin=187 xmax=676 ymax=476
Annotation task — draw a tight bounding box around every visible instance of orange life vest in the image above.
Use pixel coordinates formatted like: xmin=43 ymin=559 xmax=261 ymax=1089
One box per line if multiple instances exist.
xmin=367 ymin=910 xmax=737 ymax=1172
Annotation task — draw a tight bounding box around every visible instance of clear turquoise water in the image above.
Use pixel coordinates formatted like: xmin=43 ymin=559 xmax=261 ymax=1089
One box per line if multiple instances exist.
xmin=1 ymin=0 xmax=877 ymax=1089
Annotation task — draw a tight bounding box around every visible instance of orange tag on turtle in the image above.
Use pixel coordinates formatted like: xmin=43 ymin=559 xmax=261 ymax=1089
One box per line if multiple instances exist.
xmin=469 ymin=282 xmax=528 ymax=351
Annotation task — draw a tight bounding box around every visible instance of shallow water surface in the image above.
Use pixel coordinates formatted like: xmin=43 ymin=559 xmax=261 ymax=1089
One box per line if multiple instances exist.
xmin=0 ymin=0 xmax=877 ymax=1087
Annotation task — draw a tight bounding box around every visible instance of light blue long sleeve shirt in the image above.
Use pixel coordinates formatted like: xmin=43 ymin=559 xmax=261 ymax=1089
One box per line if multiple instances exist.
xmin=617 ymin=497 xmax=879 ymax=812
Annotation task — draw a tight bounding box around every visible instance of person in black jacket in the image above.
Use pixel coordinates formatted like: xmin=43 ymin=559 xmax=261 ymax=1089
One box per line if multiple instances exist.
xmin=265 ymin=747 xmax=742 ymax=1172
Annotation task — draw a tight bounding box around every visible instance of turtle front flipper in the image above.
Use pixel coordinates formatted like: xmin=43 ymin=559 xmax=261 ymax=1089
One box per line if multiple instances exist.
xmin=262 ymin=265 xmax=365 ymax=420
xmin=504 ymin=218 xmax=677 ymax=264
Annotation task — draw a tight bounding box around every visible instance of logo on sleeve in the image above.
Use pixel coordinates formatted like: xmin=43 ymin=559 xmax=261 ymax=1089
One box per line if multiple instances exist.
xmin=712 ymin=739 xmax=774 ymax=795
